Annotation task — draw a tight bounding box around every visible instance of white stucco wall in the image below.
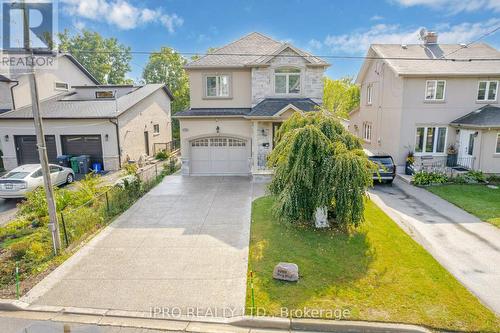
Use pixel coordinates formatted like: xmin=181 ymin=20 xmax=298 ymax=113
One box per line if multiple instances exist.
xmin=0 ymin=119 xmax=119 ymax=171
xmin=478 ymin=129 xmax=500 ymax=173
xmin=118 ymin=89 xmax=172 ymax=162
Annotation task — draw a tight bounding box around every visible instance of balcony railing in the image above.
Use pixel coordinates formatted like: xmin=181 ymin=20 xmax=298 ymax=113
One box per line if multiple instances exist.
xmin=153 ymin=140 xmax=180 ymax=155
xmin=414 ymin=155 xmax=476 ymax=172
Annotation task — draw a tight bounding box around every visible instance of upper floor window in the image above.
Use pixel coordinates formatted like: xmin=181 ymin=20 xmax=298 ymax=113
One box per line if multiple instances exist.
xmin=496 ymin=133 xmax=500 ymax=154
xmin=367 ymin=84 xmax=373 ymax=105
xmin=477 ymin=81 xmax=498 ymax=101
xmin=415 ymin=126 xmax=447 ymax=154
xmin=153 ymin=124 xmax=160 ymax=134
xmin=425 ymin=80 xmax=446 ymax=101
xmin=362 ymin=122 xmax=372 ymax=142
xmin=55 ymin=82 xmax=69 ymax=91
xmin=274 ymin=67 xmax=300 ymax=94
xmin=96 ymin=91 xmax=114 ymax=99
xmin=206 ymin=75 xmax=229 ymax=97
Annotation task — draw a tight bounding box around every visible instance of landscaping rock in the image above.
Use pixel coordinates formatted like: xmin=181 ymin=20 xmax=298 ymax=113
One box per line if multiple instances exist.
xmin=314 ymin=206 xmax=329 ymax=228
xmin=273 ymin=262 xmax=299 ymax=282
xmin=487 ymin=184 xmax=498 ymax=189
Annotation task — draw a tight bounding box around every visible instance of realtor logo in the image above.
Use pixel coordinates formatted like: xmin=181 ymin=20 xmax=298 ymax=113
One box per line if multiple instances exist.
xmin=1 ymin=0 xmax=57 ymax=51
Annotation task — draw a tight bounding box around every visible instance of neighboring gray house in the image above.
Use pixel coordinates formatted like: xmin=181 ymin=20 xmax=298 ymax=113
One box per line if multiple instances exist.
xmin=175 ymin=32 xmax=329 ymax=176
xmin=350 ymin=32 xmax=500 ymax=174
xmin=0 ymin=54 xmax=173 ymax=171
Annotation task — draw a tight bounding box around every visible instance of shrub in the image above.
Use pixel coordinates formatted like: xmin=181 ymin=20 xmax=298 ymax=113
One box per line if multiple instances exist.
xmin=487 ymin=175 xmax=500 ymax=184
xmin=465 ymin=170 xmax=486 ymax=183
xmin=123 ymin=163 xmax=138 ymax=175
xmin=413 ymin=171 xmax=448 ymax=186
xmin=155 ymin=150 xmax=170 ymax=161
xmin=9 ymin=239 xmax=31 ymax=259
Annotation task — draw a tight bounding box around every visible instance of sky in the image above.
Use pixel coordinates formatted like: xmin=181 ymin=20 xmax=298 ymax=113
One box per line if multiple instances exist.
xmin=57 ymin=0 xmax=500 ymax=82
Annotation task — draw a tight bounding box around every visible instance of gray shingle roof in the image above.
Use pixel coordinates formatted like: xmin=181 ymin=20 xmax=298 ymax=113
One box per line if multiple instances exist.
xmin=186 ymin=32 xmax=328 ymax=68
xmin=369 ymin=43 xmax=500 ymax=77
xmin=0 ymin=74 xmax=13 ymax=82
xmin=450 ymin=105 xmax=500 ymax=127
xmin=0 ymin=84 xmax=170 ymax=119
xmin=249 ymin=98 xmax=320 ymax=116
xmin=174 ymin=108 xmax=251 ymax=117
xmin=174 ymin=98 xmax=320 ymax=118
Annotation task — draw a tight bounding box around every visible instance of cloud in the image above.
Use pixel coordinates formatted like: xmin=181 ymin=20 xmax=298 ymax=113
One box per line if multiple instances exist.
xmin=308 ymin=39 xmax=323 ymax=50
xmin=323 ymin=19 xmax=500 ymax=54
xmin=391 ymin=0 xmax=500 ymax=13
xmin=61 ymin=0 xmax=183 ymax=32
xmin=370 ymin=15 xmax=384 ymax=21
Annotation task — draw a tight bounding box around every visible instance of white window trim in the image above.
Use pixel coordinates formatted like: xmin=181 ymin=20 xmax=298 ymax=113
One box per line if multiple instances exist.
xmin=367 ymin=84 xmax=373 ymax=105
xmin=496 ymin=133 xmax=500 ymax=154
xmin=273 ymin=67 xmax=302 ymax=95
xmin=424 ymin=80 xmax=446 ymax=101
xmin=362 ymin=122 xmax=372 ymax=142
xmin=414 ymin=126 xmax=448 ymax=155
xmin=203 ymin=73 xmax=232 ymax=99
xmin=153 ymin=124 xmax=160 ymax=135
xmin=54 ymin=81 xmax=69 ymax=91
xmin=477 ymin=80 xmax=498 ymax=102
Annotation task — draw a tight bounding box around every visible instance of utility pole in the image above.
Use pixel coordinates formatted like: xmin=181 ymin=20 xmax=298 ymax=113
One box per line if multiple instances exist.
xmin=22 ymin=2 xmax=61 ymax=253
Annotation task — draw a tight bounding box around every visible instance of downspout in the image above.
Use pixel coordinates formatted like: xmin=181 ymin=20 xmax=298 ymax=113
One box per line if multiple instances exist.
xmin=9 ymin=80 xmax=19 ymax=110
xmin=109 ymin=118 xmax=122 ymax=168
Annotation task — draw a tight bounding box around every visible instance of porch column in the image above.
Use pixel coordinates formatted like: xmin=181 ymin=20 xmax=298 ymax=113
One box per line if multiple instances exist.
xmin=252 ymin=120 xmax=259 ymax=173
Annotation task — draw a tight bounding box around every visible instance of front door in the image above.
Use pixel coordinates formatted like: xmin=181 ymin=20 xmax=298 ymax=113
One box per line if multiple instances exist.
xmin=458 ymin=129 xmax=475 ymax=169
xmin=144 ymin=131 xmax=150 ymax=156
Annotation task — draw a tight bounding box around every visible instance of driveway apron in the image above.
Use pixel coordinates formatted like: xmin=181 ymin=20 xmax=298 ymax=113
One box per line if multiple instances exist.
xmin=24 ymin=176 xmax=253 ymax=316
xmin=370 ymin=179 xmax=500 ymax=315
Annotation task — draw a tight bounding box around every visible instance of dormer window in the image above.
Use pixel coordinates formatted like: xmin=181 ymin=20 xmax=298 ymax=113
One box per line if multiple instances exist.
xmin=95 ymin=91 xmax=115 ymax=99
xmin=205 ymin=74 xmax=230 ymax=98
xmin=55 ymin=82 xmax=69 ymax=91
xmin=274 ymin=67 xmax=301 ymax=94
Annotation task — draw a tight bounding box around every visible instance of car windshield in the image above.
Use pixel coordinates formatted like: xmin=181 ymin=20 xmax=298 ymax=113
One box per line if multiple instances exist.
xmin=370 ymin=157 xmax=393 ymax=165
xmin=2 ymin=172 xmax=30 ymax=179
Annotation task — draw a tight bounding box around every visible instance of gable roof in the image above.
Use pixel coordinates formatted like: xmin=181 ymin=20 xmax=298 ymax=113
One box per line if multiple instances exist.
xmin=0 ymin=74 xmax=14 ymax=82
xmin=186 ymin=32 xmax=328 ymax=68
xmin=450 ymin=105 xmax=500 ymax=128
xmin=357 ymin=43 xmax=500 ymax=83
xmin=248 ymin=98 xmax=319 ymax=117
xmin=0 ymin=84 xmax=170 ymax=119
xmin=62 ymin=53 xmax=101 ymax=84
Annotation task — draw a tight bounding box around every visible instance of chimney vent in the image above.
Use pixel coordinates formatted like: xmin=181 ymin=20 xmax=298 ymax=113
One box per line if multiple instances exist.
xmin=423 ymin=31 xmax=438 ymax=45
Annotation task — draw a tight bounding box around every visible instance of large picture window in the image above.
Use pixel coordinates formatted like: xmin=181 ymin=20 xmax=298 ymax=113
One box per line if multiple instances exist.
xmin=477 ymin=81 xmax=498 ymax=101
xmin=425 ymin=80 xmax=446 ymax=100
xmin=415 ymin=126 xmax=447 ymax=153
xmin=274 ymin=67 xmax=301 ymax=94
xmin=205 ymin=75 xmax=229 ymax=97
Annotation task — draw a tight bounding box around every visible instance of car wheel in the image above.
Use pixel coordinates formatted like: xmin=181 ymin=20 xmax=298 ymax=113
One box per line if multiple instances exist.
xmin=66 ymin=173 xmax=74 ymax=184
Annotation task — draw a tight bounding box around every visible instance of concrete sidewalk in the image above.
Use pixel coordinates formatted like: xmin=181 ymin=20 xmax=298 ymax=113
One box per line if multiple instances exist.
xmin=23 ymin=176 xmax=255 ymax=316
xmin=370 ymin=179 xmax=500 ymax=315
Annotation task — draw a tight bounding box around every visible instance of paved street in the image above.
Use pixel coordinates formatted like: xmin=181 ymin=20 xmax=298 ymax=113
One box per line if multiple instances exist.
xmin=0 ymin=198 xmax=18 ymax=226
xmin=370 ymin=179 xmax=500 ymax=315
xmin=23 ymin=176 xmax=255 ymax=317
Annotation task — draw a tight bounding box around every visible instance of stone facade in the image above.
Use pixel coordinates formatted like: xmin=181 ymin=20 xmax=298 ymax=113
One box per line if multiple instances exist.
xmin=251 ymin=48 xmax=324 ymax=106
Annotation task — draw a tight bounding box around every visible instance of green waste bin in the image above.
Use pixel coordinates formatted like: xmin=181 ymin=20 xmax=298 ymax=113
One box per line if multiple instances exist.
xmin=70 ymin=157 xmax=80 ymax=174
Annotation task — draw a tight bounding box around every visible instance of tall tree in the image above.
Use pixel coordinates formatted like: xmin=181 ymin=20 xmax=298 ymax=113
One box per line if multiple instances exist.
xmin=142 ymin=47 xmax=190 ymax=139
xmin=323 ymin=77 xmax=360 ymax=119
xmin=58 ymin=29 xmax=132 ymax=84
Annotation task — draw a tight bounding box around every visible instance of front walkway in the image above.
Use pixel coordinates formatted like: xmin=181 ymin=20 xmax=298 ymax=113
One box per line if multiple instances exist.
xmin=370 ymin=179 xmax=500 ymax=315
xmin=23 ymin=176 xmax=255 ymax=316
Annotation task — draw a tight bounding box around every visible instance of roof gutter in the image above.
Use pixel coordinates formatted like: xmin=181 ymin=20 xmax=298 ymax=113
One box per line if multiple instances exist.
xmin=108 ymin=118 xmax=122 ymax=168
xmin=9 ymin=79 xmax=19 ymax=110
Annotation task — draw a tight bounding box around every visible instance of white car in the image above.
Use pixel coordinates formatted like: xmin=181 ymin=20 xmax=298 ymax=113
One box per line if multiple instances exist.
xmin=0 ymin=164 xmax=75 ymax=199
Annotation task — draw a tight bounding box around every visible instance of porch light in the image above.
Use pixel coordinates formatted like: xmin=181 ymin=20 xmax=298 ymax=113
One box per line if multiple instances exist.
xmin=474 ymin=131 xmax=479 ymax=137
xmin=216 ymin=126 xmax=220 ymax=134
xmin=4 ymin=135 xmax=8 ymax=142
xmin=105 ymin=134 xmax=109 ymax=141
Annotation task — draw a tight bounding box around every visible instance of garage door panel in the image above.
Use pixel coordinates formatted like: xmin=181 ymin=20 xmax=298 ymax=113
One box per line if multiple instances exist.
xmin=61 ymin=135 xmax=103 ymax=164
xmin=190 ymin=137 xmax=249 ymax=175
xmin=15 ymin=135 xmax=57 ymax=165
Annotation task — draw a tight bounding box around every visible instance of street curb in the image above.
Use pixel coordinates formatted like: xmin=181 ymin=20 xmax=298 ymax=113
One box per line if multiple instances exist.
xmin=0 ymin=303 xmax=431 ymax=333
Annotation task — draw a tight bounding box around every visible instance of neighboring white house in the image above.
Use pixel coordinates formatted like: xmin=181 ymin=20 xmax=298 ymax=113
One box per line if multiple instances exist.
xmin=350 ymin=32 xmax=500 ymax=174
xmin=0 ymin=54 xmax=173 ymax=171
xmin=175 ymin=32 xmax=329 ymax=176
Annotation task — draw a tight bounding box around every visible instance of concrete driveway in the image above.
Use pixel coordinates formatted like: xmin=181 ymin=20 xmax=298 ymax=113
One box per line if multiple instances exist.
xmin=0 ymin=198 xmax=18 ymax=226
xmin=24 ymin=176 xmax=255 ymax=317
xmin=370 ymin=179 xmax=500 ymax=315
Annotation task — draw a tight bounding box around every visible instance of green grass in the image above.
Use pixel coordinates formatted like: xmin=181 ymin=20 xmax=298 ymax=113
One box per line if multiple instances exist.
xmin=246 ymin=196 xmax=500 ymax=332
xmin=427 ymin=184 xmax=500 ymax=227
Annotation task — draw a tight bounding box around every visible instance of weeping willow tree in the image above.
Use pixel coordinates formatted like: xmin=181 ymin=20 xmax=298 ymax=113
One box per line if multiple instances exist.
xmin=268 ymin=112 xmax=372 ymax=229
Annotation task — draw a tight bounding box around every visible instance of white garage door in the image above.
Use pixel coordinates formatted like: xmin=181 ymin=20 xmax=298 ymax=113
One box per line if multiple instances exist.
xmin=190 ymin=137 xmax=250 ymax=175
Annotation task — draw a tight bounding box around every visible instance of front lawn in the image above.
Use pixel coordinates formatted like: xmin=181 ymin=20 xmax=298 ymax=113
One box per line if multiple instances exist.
xmin=427 ymin=184 xmax=500 ymax=227
xmin=246 ymin=196 xmax=500 ymax=332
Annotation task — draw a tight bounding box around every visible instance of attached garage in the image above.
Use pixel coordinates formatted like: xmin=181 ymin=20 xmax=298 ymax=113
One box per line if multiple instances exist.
xmin=190 ymin=137 xmax=250 ymax=175
xmin=61 ymin=135 xmax=104 ymax=164
xmin=15 ymin=135 xmax=57 ymax=165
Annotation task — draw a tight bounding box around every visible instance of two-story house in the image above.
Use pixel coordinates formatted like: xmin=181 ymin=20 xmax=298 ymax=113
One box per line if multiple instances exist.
xmin=175 ymin=32 xmax=329 ymax=176
xmin=0 ymin=54 xmax=173 ymax=171
xmin=350 ymin=32 xmax=500 ymax=174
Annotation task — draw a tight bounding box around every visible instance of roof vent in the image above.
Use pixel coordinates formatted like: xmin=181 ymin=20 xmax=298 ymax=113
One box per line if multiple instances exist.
xmin=401 ymin=44 xmax=407 ymax=49
xmin=459 ymin=43 xmax=467 ymax=47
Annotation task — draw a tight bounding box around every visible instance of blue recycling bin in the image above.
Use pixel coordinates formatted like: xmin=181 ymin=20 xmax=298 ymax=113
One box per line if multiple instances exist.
xmin=92 ymin=162 xmax=103 ymax=173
